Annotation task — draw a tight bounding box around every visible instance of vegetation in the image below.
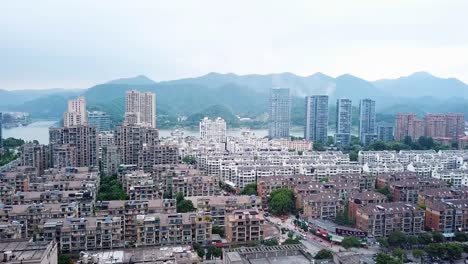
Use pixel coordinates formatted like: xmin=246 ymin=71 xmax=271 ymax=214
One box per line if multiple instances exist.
xmin=425 ymin=242 xmax=463 ymax=261
xmin=182 ymin=155 xmax=196 ymax=165
xmin=412 ymin=249 xmax=424 ymax=263
xmin=2 ymin=137 xmax=25 ymax=148
xmin=176 ymin=192 xmax=195 ymax=213
xmin=341 ymin=236 xmax=361 ymax=249
xmin=192 ymin=243 xmax=205 ymax=259
xmin=334 ymin=203 xmax=354 ymax=226
xmin=240 ymin=183 xmax=257 ymax=196
xmin=263 ymin=239 xmax=279 ymax=246
xmin=96 ymin=175 xmax=128 ymax=200
xmin=314 ymin=249 xmax=333 ymax=260
xmin=375 ymin=253 xmax=401 ymax=264
xmin=268 ymin=188 xmax=295 ymax=216
xmin=206 ymin=246 xmax=222 ymax=260
xmin=58 ymin=255 xmax=73 ymax=264
xmin=211 ymin=225 xmax=224 ymax=237
xmin=376 ymin=186 xmax=393 ymax=201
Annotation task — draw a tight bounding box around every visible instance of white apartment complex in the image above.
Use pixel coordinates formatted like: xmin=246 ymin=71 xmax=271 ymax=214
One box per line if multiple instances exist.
xmin=125 ymin=90 xmax=156 ymax=128
xmin=199 ymin=117 xmax=227 ymax=143
xmin=63 ymin=96 xmax=87 ymax=127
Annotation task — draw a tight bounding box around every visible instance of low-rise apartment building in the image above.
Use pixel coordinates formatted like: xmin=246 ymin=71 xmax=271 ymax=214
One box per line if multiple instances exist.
xmin=225 ymin=209 xmax=264 ymax=244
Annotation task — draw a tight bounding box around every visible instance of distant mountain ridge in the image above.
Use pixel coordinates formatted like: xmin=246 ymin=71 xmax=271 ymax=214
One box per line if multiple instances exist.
xmin=2 ymin=72 xmax=468 ymax=128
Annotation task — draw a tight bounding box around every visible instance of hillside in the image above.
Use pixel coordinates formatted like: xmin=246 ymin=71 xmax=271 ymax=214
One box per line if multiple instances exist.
xmin=4 ymin=72 xmax=468 ymax=128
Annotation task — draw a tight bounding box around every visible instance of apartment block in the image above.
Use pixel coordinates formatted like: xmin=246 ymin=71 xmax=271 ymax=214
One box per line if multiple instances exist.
xmin=389 ymin=178 xmax=447 ymax=204
xmin=348 ymin=191 xmax=387 ymax=221
xmin=200 ymin=117 xmax=227 ymax=143
xmin=64 ymin=96 xmax=87 ymax=127
xmin=135 ymin=212 xmax=212 ymax=247
xmin=304 ymin=95 xmax=329 ymax=143
xmin=303 ymin=193 xmax=341 ymax=219
xmin=20 ymin=143 xmax=51 ymax=176
xmin=355 ymin=202 xmax=424 ymax=237
xmin=225 ymin=209 xmax=264 ymax=244
xmin=125 ymin=90 xmax=156 ymax=128
xmin=269 ymin=88 xmax=290 ymax=139
xmin=425 ymin=199 xmax=468 ymax=234
xmin=335 ymin=98 xmax=352 ymax=147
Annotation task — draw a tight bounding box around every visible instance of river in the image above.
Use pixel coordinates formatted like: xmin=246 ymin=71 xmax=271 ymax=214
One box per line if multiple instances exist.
xmin=3 ymin=121 xmax=305 ymax=144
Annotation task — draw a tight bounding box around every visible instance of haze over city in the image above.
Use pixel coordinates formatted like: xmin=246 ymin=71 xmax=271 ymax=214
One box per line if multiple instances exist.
xmin=2 ymin=2 xmax=468 ymax=264
xmin=2 ymin=0 xmax=468 ymax=89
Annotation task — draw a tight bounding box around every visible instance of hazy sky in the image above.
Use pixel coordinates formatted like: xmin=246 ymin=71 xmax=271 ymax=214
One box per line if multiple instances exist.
xmin=2 ymin=0 xmax=468 ymax=89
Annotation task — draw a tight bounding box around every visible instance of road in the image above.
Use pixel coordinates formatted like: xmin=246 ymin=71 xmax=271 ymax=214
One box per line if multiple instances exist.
xmin=267 ymin=215 xmax=379 ymax=258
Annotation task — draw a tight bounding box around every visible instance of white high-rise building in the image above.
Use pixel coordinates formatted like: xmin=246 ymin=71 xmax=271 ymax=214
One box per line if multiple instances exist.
xmin=269 ymin=88 xmax=291 ymax=139
xmin=125 ymin=90 xmax=156 ymax=128
xmin=200 ymin=117 xmax=227 ymax=143
xmin=64 ymin=96 xmax=87 ymax=127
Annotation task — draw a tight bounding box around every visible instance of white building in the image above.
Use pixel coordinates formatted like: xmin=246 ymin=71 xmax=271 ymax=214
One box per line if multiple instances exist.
xmin=125 ymin=90 xmax=156 ymax=128
xmin=199 ymin=117 xmax=227 ymax=143
xmin=64 ymin=96 xmax=87 ymax=127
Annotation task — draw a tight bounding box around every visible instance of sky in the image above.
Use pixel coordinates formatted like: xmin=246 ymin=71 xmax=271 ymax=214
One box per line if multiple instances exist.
xmin=1 ymin=0 xmax=468 ymax=90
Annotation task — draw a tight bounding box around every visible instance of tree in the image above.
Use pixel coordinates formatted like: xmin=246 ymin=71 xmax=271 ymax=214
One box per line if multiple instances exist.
xmin=445 ymin=243 xmax=463 ymax=261
xmin=392 ymin=248 xmax=406 ymax=262
xmin=313 ymin=142 xmax=325 ymax=151
xmin=314 ymin=249 xmax=333 ymax=260
xmin=375 ymin=253 xmax=400 ymax=264
xmin=182 ymin=155 xmax=196 ymax=165
xmin=455 ymin=232 xmax=468 ymax=242
xmin=412 ymin=249 xmax=424 ymax=263
xmin=406 ymin=235 xmax=419 ymax=248
xmin=58 ymin=255 xmax=72 ymax=264
xmin=176 ymin=193 xmax=195 ymax=213
xmin=418 ymin=233 xmax=432 ymax=245
xmin=431 ymin=231 xmax=444 ymax=243
xmin=207 ymin=246 xmax=222 ymax=259
xmin=388 ymin=231 xmax=407 ymax=248
xmin=3 ymin=137 xmax=25 ymax=148
xmin=240 ymin=183 xmax=257 ymax=195
xmin=212 ymin=225 xmax=224 ymax=237
xmin=377 ymin=238 xmax=389 ymax=248
xmin=264 ymin=239 xmax=278 ymax=246
xmin=268 ymin=188 xmax=295 ymax=216
xmin=341 ymin=236 xmax=361 ymax=249
xmin=177 ymin=199 xmax=195 ymax=213
xmin=176 ymin=192 xmax=185 ymax=203
xmin=424 ymin=243 xmax=445 ymax=259
xmin=96 ymin=175 xmax=128 ymax=201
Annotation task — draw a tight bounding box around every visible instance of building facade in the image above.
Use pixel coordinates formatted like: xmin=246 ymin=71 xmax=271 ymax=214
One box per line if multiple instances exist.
xmin=377 ymin=123 xmax=394 ymax=142
xmin=269 ymin=88 xmax=290 ymax=139
xmin=88 ymin=111 xmax=111 ymax=132
xmin=199 ymin=117 xmax=227 ymax=143
xmin=359 ymin=99 xmax=377 ymax=145
xmin=64 ymin=96 xmax=87 ymax=127
xmin=125 ymin=90 xmax=156 ymax=128
xmin=304 ymin=95 xmax=329 ymax=143
xmin=335 ymin=99 xmax=352 ymax=147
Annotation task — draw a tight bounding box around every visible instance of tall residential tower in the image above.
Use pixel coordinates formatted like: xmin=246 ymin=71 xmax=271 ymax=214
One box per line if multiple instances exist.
xmin=64 ymin=96 xmax=87 ymax=127
xmin=125 ymin=90 xmax=156 ymax=128
xmin=359 ymin=99 xmax=377 ymax=145
xmin=269 ymin=88 xmax=290 ymax=139
xmin=304 ymin=95 xmax=329 ymax=143
xmin=335 ymin=99 xmax=352 ymax=146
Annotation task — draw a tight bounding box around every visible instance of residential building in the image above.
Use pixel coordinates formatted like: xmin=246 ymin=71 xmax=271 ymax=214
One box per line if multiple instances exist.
xmin=348 ymin=191 xmax=387 ymax=221
xmin=335 ymin=99 xmax=352 ymax=147
xmin=88 ymin=111 xmax=111 ymax=132
xmin=64 ymin=96 xmax=87 ymax=127
xmin=199 ymin=117 xmax=227 ymax=143
xmin=355 ymin=202 xmax=424 ymax=237
xmin=125 ymin=90 xmax=156 ymax=128
xmin=445 ymin=113 xmax=465 ymax=141
xmin=303 ymin=193 xmax=341 ymax=219
xmin=389 ymin=178 xmax=446 ymax=204
xmin=269 ymin=88 xmax=290 ymax=139
xmin=134 ymin=212 xmax=212 ymax=247
xmin=20 ymin=143 xmax=51 ymax=176
xmin=425 ymin=199 xmax=468 ymax=234
xmin=395 ymin=113 xmax=424 ymax=141
xmin=377 ymin=123 xmax=394 ymax=142
xmin=225 ymin=209 xmax=264 ymax=244
xmin=223 ymin=244 xmax=310 ymax=264
xmin=425 ymin=114 xmax=447 ymax=139
xmin=114 ymin=124 xmax=159 ymax=167
xmin=304 ymin=95 xmax=329 ymax=143
xmin=0 ymin=239 xmax=58 ymax=264
xmin=49 ymin=125 xmax=98 ymax=168
xmin=0 ymin=112 xmax=2 ymax=149
xmin=358 ymin=99 xmax=377 ymax=145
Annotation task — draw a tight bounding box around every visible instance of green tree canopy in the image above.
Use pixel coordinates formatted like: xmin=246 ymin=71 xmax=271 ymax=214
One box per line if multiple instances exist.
xmin=341 ymin=236 xmax=361 ymax=249
xmin=268 ymin=188 xmax=295 ymax=216
xmin=240 ymin=183 xmax=257 ymax=196
xmin=314 ymin=249 xmax=333 ymax=260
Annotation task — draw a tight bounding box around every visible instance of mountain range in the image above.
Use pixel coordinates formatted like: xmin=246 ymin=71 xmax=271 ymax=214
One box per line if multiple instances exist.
xmin=1 ymin=72 xmax=468 ymax=129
